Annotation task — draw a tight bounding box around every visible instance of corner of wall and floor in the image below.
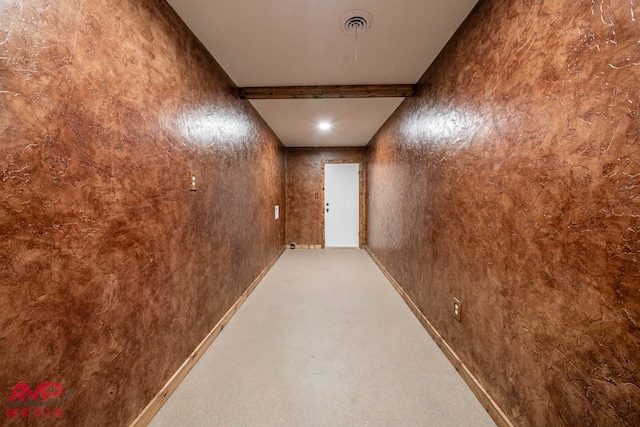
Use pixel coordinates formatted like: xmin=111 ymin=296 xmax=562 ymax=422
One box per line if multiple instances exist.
xmin=0 ymin=1 xmax=286 ymax=426
xmin=365 ymin=246 xmax=514 ymax=427
xmin=128 ymin=245 xmax=286 ymax=426
xmin=364 ymin=0 xmax=640 ymax=426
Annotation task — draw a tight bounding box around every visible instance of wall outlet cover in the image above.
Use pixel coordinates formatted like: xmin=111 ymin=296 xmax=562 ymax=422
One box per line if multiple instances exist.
xmin=453 ymin=297 xmax=462 ymax=322
xmin=189 ymin=171 xmax=197 ymax=191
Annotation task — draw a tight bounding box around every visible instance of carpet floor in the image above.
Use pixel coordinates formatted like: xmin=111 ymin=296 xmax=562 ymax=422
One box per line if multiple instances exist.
xmin=149 ymin=248 xmax=496 ymax=427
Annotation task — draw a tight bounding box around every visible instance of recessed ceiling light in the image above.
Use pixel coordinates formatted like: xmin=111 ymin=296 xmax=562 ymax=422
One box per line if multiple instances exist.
xmin=318 ymin=122 xmax=332 ymax=130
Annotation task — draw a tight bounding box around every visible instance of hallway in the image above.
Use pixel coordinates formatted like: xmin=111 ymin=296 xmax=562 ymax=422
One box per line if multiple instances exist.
xmin=149 ymin=249 xmax=496 ymax=426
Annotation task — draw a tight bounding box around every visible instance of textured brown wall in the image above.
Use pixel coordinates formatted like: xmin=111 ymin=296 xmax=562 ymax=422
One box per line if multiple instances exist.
xmin=285 ymin=147 xmax=365 ymax=247
xmin=0 ymin=0 xmax=285 ymax=426
xmin=367 ymin=0 xmax=640 ymax=426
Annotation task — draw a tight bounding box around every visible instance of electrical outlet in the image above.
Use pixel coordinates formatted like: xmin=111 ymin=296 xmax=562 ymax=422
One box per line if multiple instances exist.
xmin=189 ymin=171 xmax=197 ymax=191
xmin=453 ymin=298 xmax=462 ymax=322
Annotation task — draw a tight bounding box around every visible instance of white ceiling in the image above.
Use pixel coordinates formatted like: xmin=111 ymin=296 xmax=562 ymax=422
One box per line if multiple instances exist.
xmin=166 ymin=0 xmax=480 ymax=147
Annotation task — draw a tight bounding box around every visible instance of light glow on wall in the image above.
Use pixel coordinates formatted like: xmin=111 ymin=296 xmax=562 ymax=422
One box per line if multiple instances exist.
xmin=400 ymin=106 xmax=488 ymax=147
xmin=176 ymin=106 xmax=252 ymax=146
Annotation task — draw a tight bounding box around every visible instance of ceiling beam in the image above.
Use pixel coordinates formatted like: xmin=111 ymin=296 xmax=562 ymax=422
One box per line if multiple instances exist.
xmin=238 ymin=84 xmax=416 ymax=99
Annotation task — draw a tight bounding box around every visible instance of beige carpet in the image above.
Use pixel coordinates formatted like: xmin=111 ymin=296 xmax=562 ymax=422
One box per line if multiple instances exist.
xmin=149 ymin=249 xmax=496 ymax=426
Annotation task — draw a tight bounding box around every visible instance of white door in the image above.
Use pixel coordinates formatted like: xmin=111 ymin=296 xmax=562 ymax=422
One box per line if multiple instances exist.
xmin=324 ymin=163 xmax=359 ymax=248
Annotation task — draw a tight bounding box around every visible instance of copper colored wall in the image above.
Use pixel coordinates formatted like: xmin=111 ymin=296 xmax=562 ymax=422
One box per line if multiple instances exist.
xmin=0 ymin=0 xmax=285 ymax=426
xmin=286 ymin=147 xmax=365 ymax=247
xmin=367 ymin=0 xmax=639 ymax=426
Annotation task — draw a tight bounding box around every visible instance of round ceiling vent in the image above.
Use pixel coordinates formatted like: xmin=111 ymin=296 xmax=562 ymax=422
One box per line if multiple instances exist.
xmin=340 ymin=10 xmax=373 ymax=35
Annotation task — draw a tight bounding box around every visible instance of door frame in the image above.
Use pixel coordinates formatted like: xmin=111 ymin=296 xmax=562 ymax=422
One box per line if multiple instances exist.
xmin=321 ymin=160 xmax=366 ymax=248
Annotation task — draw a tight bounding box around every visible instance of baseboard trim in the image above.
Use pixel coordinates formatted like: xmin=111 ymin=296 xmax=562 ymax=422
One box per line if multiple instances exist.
xmin=364 ymin=246 xmax=514 ymax=427
xmin=129 ymin=246 xmax=287 ymax=427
